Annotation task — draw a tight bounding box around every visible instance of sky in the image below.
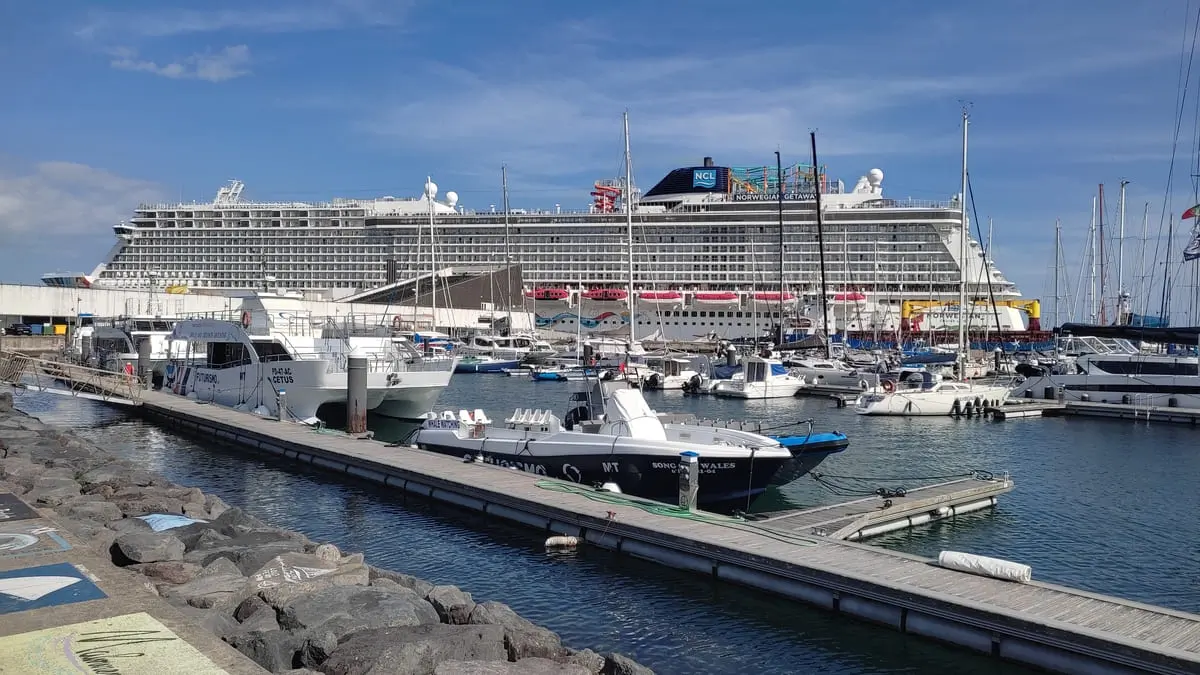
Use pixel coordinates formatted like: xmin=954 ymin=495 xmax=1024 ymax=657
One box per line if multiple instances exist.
xmin=1 ymin=0 xmax=1199 ymax=321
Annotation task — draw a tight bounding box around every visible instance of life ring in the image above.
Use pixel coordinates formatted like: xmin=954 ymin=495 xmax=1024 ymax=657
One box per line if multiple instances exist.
xmin=882 ymin=380 xmax=896 ymax=393
xmin=241 ymin=311 xmax=252 ymax=328
xmin=392 ymin=315 xmax=402 ymax=330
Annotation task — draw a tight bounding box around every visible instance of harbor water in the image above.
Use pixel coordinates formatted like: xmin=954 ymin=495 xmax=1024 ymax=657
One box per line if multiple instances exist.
xmin=12 ymin=375 xmax=1200 ymax=675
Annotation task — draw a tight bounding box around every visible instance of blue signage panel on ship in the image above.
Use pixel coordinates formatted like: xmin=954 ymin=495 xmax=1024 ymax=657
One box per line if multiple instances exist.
xmin=692 ymin=169 xmax=717 ymax=189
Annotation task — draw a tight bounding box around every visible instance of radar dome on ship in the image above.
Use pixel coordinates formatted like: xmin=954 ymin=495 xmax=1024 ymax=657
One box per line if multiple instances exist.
xmin=867 ymin=168 xmax=884 ymax=185
xmin=445 ymin=191 xmax=459 ymax=207
xmin=424 ymin=180 xmax=438 ymax=199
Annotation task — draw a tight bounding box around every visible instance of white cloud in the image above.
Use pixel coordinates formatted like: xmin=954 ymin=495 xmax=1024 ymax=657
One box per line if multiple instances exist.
xmin=0 ymin=162 xmax=162 ymax=240
xmin=78 ymin=0 xmax=410 ymax=38
xmin=110 ymin=45 xmax=251 ymax=82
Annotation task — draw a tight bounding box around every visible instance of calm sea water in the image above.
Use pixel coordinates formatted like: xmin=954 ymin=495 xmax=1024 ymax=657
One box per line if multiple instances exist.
xmin=11 ymin=375 xmax=1200 ymax=675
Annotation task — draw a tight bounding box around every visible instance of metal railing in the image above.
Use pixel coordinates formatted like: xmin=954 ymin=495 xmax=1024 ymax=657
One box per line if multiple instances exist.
xmin=0 ymin=350 xmax=145 ymax=404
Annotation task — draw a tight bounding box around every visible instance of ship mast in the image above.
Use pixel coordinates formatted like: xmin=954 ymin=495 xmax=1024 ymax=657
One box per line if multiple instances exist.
xmin=957 ymin=108 xmax=969 ymax=378
xmin=776 ymin=150 xmax=786 ymax=346
xmin=502 ymin=165 xmax=513 ymax=334
xmin=810 ymin=132 xmax=831 ymax=359
xmin=623 ymin=110 xmax=636 ymax=349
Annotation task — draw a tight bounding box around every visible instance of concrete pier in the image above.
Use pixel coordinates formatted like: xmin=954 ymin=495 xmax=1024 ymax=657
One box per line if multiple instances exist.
xmin=130 ymin=389 xmax=1200 ymax=675
xmin=0 ymin=391 xmax=652 ymax=674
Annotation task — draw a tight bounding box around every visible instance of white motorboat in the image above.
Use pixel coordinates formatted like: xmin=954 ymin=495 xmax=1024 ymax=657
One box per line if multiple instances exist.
xmin=87 ymin=315 xmax=201 ymax=383
xmin=711 ymin=356 xmax=806 ymax=399
xmin=786 ymin=357 xmax=865 ymax=388
xmin=639 ymin=356 xmax=702 ymax=391
xmin=854 ymin=371 xmax=1010 ymax=416
xmin=411 ymin=381 xmax=800 ymax=506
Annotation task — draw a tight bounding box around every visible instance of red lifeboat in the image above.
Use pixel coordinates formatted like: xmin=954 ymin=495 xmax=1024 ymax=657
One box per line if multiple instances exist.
xmin=524 ymin=287 xmax=570 ymax=301
xmin=637 ymin=291 xmax=683 ymax=304
xmin=832 ymin=292 xmax=866 ymax=301
xmin=694 ymin=291 xmax=740 ymax=304
xmin=582 ymin=288 xmax=629 ymax=302
xmin=752 ymin=292 xmax=795 ymax=302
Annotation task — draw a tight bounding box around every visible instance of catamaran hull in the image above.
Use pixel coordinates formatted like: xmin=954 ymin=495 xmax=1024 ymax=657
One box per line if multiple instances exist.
xmin=373 ymin=385 xmax=451 ymax=420
xmin=412 ymin=438 xmax=789 ymax=506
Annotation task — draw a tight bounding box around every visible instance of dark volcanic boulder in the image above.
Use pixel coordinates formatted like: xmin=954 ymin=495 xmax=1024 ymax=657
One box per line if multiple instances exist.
xmin=277 ymin=585 xmax=439 ymax=640
xmin=112 ymin=531 xmax=186 ymax=564
xmin=426 ymin=584 xmax=476 ymax=625
xmin=468 ymin=601 xmax=563 ymax=661
xmin=321 ymin=624 xmax=506 ymax=675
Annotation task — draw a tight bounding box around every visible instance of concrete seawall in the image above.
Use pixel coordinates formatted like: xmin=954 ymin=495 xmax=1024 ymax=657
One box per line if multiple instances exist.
xmin=0 ymin=391 xmax=653 ymax=675
xmin=0 ymin=335 xmax=65 ymax=356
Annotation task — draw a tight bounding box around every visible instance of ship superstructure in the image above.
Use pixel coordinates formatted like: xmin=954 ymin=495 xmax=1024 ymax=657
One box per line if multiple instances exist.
xmin=57 ymin=161 xmax=1026 ymax=338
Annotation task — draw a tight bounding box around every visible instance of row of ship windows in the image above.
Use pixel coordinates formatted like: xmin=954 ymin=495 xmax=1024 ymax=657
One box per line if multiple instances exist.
xmin=131 ymin=223 xmax=949 ymax=237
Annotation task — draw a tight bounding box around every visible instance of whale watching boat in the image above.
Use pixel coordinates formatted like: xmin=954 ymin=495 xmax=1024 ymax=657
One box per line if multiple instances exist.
xmin=411 ymin=380 xmax=810 ymax=507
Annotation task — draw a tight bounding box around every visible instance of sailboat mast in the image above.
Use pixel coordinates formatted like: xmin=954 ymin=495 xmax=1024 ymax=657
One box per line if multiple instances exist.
xmin=1089 ymin=195 xmax=1098 ymax=323
xmin=502 ymin=165 xmax=513 ymax=333
xmin=623 ymin=111 xmax=636 ymax=348
xmin=427 ymin=177 xmax=438 ymax=332
xmin=957 ymin=108 xmax=969 ymax=374
xmin=809 ymin=132 xmax=830 ymax=358
xmin=1053 ymin=218 xmax=1062 ymax=328
xmin=1117 ymin=179 xmax=1128 ymax=322
xmin=776 ymin=150 xmax=786 ymax=346
xmin=1098 ymin=183 xmax=1107 ymax=323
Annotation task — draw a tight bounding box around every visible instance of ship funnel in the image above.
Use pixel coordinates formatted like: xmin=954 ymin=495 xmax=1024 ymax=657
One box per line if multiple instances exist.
xmin=703 ymin=157 xmax=714 ymax=167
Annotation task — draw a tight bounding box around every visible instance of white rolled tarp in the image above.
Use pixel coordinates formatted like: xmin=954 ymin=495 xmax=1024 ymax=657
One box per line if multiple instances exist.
xmin=938 ymin=550 xmax=1032 ymax=584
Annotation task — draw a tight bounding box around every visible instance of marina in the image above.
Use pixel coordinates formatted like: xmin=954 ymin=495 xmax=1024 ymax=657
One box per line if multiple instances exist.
xmin=8 ymin=348 xmax=1200 ymax=673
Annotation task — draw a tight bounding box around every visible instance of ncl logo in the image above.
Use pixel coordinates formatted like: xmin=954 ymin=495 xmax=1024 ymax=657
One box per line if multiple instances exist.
xmin=692 ymin=169 xmax=717 ymax=189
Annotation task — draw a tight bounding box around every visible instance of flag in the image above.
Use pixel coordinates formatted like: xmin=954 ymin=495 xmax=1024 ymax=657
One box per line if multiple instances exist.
xmin=1183 ymin=204 xmax=1200 ymax=220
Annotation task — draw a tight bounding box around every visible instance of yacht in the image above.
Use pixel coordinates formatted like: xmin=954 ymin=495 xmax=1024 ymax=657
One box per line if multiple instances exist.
xmin=1015 ymin=335 xmax=1200 ymax=408
xmin=854 ymin=371 xmax=1010 ymax=416
xmin=711 ymin=355 xmax=807 ymax=399
xmin=785 ymin=356 xmax=867 ymax=388
xmin=639 ymin=356 xmax=702 ymax=390
xmin=411 ymin=381 xmax=803 ymax=506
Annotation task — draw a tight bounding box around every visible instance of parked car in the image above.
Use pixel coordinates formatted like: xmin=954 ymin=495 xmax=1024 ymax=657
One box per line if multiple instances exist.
xmin=4 ymin=324 xmax=32 ymax=336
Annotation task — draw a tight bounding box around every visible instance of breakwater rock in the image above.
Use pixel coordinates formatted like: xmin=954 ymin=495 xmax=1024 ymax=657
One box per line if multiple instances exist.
xmin=0 ymin=392 xmax=655 ymax=675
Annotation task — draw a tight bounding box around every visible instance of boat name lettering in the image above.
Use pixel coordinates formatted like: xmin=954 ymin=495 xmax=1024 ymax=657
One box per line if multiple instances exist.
xmin=423 ymin=418 xmax=460 ymax=430
xmin=195 ymin=372 xmax=218 ymax=384
xmin=650 ymin=461 xmax=737 ymax=471
xmin=732 ymin=192 xmax=815 ymax=201
xmin=269 ymin=366 xmax=294 ymax=384
xmin=481 ymin=456 xmax=547 ymax=475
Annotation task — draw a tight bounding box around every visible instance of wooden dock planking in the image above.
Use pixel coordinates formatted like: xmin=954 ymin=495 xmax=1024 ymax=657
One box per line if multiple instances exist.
xmin=116 ymin=390 xmax=1200 ymax=674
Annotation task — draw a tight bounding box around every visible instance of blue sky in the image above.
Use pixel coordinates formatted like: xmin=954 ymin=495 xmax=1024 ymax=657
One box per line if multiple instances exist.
xmin=1 ymin=0 xmax=1197 ymax=320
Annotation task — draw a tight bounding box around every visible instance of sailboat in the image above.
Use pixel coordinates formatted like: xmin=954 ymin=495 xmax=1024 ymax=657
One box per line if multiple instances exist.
xmin=855 ymin=111 xmax=1011 ymax=416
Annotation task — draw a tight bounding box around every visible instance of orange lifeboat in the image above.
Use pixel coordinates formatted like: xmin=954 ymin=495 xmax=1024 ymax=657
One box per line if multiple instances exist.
xmin=752 ymin=292 xmax=795 ymax=302
xmin=694 ymin=291 xmax=739 ymax=304
xmin=637 ymin=291 xmax=683 ymax=304
xmin=833 ymin=292 xmax=866 ymax=301
xmin=582 ymin=288 xmax=629 ymax=301
xmin=525 ymin=287 xmax=570 ymax=301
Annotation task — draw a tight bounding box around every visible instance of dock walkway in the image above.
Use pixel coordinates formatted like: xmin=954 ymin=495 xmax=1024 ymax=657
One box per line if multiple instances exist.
xmin=137 ymin=390 xmax=1200 ymax=675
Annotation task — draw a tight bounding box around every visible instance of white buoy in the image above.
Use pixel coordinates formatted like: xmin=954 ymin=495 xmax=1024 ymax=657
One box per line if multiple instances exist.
xmin=598 ymin=482 xmax=622 ymax=493
xmin=544 ymin=535 xmax=579 ymax=550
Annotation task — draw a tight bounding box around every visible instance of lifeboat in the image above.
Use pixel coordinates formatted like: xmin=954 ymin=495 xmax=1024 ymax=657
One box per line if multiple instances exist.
xmin=525 ymin=287 xmax=571 ymax=301
xmin=693 ymin=291 xmax=740 ymax=305
xmin=833 ymin=292 xmax=867 ymax=301
xmin=752 ymin=292 xmax=795 ymax=302
xmin=582 ymin=288 xmax=629 ymax=302
xmin=636 ymin=291 xmax=683 ymax=305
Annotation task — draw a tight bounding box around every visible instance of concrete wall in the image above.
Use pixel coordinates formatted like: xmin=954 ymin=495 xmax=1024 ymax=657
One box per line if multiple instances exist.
xmin=0 ymin=335 xmax=65 ymax=355
xmin=0 ymin=284 xmax=533 ymax=334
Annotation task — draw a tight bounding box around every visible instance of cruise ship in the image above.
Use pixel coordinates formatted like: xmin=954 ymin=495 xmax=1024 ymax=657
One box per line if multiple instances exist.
xmin=47 ymin=159 xmax=1032 ymax=340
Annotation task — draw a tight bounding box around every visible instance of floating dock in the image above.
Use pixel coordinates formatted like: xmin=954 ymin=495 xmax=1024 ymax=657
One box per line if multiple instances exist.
xmin=750 ymin=476 xmax=1013 ymax=541
xmin=125 ymin=390 xmax=1200 ymax=675
xmin=988 ymin=399 xmax=1200 ymax=425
